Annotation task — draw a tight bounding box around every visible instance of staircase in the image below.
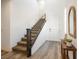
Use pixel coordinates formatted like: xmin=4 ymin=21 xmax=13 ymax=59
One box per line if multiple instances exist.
xmin=12 ymin=16 xmax=46 ymax=57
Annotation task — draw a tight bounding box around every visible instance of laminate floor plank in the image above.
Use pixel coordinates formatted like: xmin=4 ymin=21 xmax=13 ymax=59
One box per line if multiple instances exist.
xmin=1 ymin=41 xmax=61 ymax=59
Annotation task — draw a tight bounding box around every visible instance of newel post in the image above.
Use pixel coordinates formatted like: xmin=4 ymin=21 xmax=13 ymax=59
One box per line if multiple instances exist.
xmin=27 ymin=29 xmax=31 ymax=57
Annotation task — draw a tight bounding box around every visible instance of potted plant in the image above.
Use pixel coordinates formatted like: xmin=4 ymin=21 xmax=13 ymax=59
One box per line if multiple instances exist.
xmin=64 ymin=34 xmax=73 ymax=47
xmin=66 ymin=38 xmax=72 ymax=47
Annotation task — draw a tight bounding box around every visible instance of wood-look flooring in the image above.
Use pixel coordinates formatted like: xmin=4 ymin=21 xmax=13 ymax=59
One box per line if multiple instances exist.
xmin=1 ymin=41 xmax=61 ymax=59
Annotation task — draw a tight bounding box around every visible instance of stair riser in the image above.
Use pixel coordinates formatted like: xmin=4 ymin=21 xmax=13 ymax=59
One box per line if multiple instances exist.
xmin=25 ymin=34 xmax=37 ymax=37
xmin=32 ymin=29 xmax=39 ymax=30
xmin=21 ymin=39 xmax=27 ymax=41
xmin=21 ymin=38 xmax=35 ymax=41
xmin=25 ymin=33 xmax=38 ymax=37
xmin=17 ymin=43 xmax=27 ymax=47
xmin=31 ymin=32 xmax=38 ymax=34
xmin=31 ymin=35 xmax=37 ymax=37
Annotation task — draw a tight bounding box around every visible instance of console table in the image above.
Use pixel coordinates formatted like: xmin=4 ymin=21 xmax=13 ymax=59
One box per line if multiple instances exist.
xmin=61 ymin=40 xmax=76 ymax=59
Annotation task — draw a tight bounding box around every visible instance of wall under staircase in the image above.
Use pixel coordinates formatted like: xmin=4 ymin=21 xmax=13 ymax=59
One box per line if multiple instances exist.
xmin=32 ymin=22 xmax=47 ymax=54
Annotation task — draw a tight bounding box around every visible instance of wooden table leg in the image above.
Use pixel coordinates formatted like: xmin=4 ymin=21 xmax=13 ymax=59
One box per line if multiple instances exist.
xmin=73 ymin=50 xmax=76 ymax=59
xmin=66 ymin=50 xmax=69 ymax=59
xmin=61 ymin=44 xmax=63 ymax=59
xmin=63 ymin=49 xmax=65 ymax=59
xmin=61 ymin=48 xmax=65 ymax=59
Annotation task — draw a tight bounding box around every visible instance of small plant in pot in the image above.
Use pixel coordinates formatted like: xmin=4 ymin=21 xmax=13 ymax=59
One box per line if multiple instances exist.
xmin=66 ymin=39 xmax=72 ymax=47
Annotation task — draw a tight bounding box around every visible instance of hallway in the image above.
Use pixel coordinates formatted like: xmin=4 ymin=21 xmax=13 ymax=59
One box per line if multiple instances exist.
xmin=1 ymin=41 xmax=61 ymax=59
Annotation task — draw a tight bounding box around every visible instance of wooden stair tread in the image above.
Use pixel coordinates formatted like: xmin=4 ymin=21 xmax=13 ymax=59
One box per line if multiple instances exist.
xmin=22 ymin=37 xmax=27 ymax=39
xmin=31 ymin=33 xmax=37 ymax=37
xmin=21 ymin=39 xmax=26 ymax=41
xmin=13 ymin=45 xmax=27 ymax=52
xmin=18 ymin=41 xmax=27 ymax=45
xmin=22 ymin=37 xmax=35 ymax=41
xmin=31 ymin=31 xmax=39 ymax=33
xmin=32 ymin=28 xmax=40 ymax=31
xmin=21 ymin=37 xmax=27 ymax=41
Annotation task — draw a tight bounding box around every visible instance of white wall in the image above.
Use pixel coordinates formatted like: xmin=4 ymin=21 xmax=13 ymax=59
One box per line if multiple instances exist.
xmin=77 ymin=0 xmax=79 ymax=58
xmin=45 ymin=0 xmax=65 ymax=41
xmin=10 ymin=0 xmax=43 ymax=48
xmin=32 ymin=23 xmax=48 ymax=54
xmin=1 ymin=0 xmax=43 ymax=51
xmin=1 ymin=0 xmax=11 ymax=51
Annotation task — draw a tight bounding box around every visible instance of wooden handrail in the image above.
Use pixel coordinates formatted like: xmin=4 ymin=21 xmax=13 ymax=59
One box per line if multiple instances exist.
xmin=31 ymin=19 xmax=46 ymax=46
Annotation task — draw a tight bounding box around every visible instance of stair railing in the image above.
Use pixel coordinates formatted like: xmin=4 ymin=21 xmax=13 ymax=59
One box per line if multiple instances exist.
xmin=26 ymin=18 xmax=46 ymax=57
xmin=31 ymin=19 xmax=46 ymax=46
